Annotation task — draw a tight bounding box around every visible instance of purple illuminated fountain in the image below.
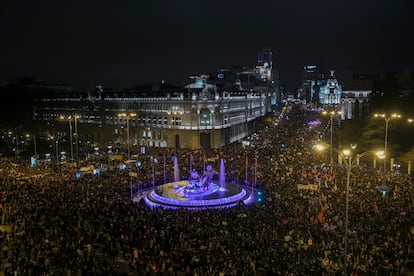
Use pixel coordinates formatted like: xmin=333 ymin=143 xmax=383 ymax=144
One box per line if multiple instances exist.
xmin=174 ymin=157 xmax=179 ymax=182
xmin=219 ymin=158 xmax=225 ymax=187
xmin=143 ymin=158 xmax=254 ymax=209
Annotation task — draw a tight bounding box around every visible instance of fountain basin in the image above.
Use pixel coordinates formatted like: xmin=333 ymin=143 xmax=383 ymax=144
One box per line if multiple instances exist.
xmin=143 ymin=180 xmax=253 ymax=209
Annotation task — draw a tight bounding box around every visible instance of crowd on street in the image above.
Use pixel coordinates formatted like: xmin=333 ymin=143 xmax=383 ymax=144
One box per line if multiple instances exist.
xmin=1 ymin=103 xmax=414 ymax=275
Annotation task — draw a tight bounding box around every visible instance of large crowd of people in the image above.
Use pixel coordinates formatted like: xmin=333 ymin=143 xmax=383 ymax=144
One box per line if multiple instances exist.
xmin=1 ymin=103 xmax=414 ymax=275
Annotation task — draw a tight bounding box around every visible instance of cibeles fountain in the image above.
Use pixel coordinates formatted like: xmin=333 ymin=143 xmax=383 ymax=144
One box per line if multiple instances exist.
xmin=143 ymin=158 xmax=254 ymax=209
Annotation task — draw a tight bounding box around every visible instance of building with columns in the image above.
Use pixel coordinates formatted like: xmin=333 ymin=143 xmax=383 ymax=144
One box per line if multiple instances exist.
xmin=338 ymin=66 xmax=385 ymax=119
xmin=33 ymin=76 xmax=271 ymax=150
xmin=32 ymin=47 xmax=283 ymax=150
xmin=340 ymin=90 xmax=372 ymax=120
xmin=303 ymin=68 xmax=372 ymax=120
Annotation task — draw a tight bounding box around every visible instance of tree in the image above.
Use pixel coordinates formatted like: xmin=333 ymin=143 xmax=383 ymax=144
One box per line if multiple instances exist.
xmin=370 ymin=71 xmax=402 ymax=112
xmin=399 ymin=147 xmax=414 ymax=174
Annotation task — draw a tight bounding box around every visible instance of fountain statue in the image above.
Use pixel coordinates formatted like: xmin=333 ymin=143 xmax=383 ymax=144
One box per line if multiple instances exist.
xmin=186 ymin=165 xmax=215 ymax=193
xmin=143 ymin=158 xmax=254 ymax=209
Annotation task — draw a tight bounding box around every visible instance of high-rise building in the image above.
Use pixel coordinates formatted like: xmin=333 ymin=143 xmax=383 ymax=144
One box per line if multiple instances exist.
xmin=297 ymin=65 xmax=326 ymax=103
xmin=256 ymin=46 xmax=273 ymax=83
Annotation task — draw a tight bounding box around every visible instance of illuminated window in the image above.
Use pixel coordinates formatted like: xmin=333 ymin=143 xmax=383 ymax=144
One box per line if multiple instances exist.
xmin=171 ymin=105 xmax=183 ymax=114
xmin=172 ymin=117 xmax=182 ymax=126
xmin=200 ymin=108 xmax=211 ymax=126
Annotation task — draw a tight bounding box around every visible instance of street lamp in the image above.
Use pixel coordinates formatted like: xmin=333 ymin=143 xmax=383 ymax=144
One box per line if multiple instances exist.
xmin=60 ymin=115 xmax=74 ymax=162
xmin=118 ymin=112 xmax=137 ymax=160
xmin=26 ymin=134 xmax=37 ymax=158
xmin=314 ymin=143 xmax=384 ymax=276
xmin=33 ymin=136 xmax=37 ymax=158
xmin=50 ymin=136 xmax=59 ymax=166
xmin=407 ymin=119 xmax=413 ymax=176
xmin=13 ymin=131 xmax=20 ymax=156
xmin=374 ymin=113 xmax=401 ymax=171
xmin=73 ymin=115 xmax=80 ymax=166
xmin=322 ymin=110 xmax=342 ymax=163
xmin=370 ymin=151 xmax=385 ymax=169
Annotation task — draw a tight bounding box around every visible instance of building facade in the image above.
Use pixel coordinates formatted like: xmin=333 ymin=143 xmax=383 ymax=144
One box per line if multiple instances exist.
xmin=319 ymin=70 xmax=342 ymax=108
xmin=340 ymin=90 xmax=372 ymax=120
xmin=33 ymin=77 xmax=271 ymax=150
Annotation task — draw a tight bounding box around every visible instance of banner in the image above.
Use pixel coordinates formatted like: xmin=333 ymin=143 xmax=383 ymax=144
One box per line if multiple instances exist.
xmin=297 ymin=184 xmax=319 ymax=191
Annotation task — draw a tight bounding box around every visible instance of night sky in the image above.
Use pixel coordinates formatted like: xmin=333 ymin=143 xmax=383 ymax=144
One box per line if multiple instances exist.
xmin=1 ymin=0 xmax=413 ymax=92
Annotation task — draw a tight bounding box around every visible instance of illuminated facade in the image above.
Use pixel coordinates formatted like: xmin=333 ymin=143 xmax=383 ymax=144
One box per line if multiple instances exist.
xmin=338 ymin=66 xmax=382 ymax=119
xmin=256 ymin=47 xmax=273 ymax=82
xmin=340 ymin=90 xmax=372 ymax=119
xmin=319 ymin=70 xmax=342 ymax=107
xmin=298 ymin=65 xmax=318 ymax=102
xmin=33 ymin=77 xmax=270 ymax=150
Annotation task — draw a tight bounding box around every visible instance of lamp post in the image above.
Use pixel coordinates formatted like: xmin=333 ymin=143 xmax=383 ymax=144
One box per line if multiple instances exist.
xmin=55 ymin=139 xmax=59 ymax=166
xmin=118 ymin=112 xmax=136 ymax=160
xmin=68 ymin=116 xmax=73 ymax=162
xmin=15 ymin=132 xmax=19 ymax=156
xmin=322 ymin=110 xmax=342 ymax=163
xmin=374 ymin=113 xmax=401 ymax=172
xmin=33 ymin=136 xmax=37 ymax=158
xmin=74 ymin=115 xmax=80 ymax=166
xmin=408 ymin=119 xmax=413 ymax=176
xmin=314 ymin=143 xmax=384 ymax=276
xmin=60 ymin=115 xmax=74 ymax=162
xmin=26 ymin=134 xmax=37 ymax=158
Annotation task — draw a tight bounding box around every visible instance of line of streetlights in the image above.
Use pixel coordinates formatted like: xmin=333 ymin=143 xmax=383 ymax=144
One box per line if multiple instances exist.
xmin=321 ymin=110 xmax=342 ymax=164
xmin=315 ymin=111 xmax=414 ymax=275
xmin=60 ymin=115 xmax=80 ymax=166
xmin=373 ymin=113 xmax=401 ymax=172
xmin=314 ymin=143 xmax=384 ymax=276
xmin=41 ymin=112 xmax=137 ymax=166
xmin=321 ymin=110 xmax=413 ymax=172
xmin=118 ymin=112 xmax=136 ymax=161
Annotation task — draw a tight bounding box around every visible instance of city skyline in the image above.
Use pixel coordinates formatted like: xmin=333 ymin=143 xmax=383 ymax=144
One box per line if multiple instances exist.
xmin=1 ymin=0 xmax=413 ymax=91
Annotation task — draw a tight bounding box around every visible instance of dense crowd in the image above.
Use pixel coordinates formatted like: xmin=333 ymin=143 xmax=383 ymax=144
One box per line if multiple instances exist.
xmin=1 ymin=103 xmax=414 ymax=275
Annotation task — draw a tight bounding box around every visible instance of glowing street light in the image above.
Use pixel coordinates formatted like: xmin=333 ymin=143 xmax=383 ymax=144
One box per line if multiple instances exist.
xmin=60 ymin=115 xmax=74 ymax=161
xmin=321 ymin=110 xmax=342 ymax=163
xmin=314 ymin=143 xmax=384 ymax=276
xmin=49 ymin=136 xmax=59 ymax=166
xmin=26 ymin=134 xmax=37 ymax=158
xmin=118 ymin=112 xmax=137 ymax=160
xmin=374 ymin=113 xmax=401 ymax=171
xmin=370 ymin=151 xmax=385 ymax=169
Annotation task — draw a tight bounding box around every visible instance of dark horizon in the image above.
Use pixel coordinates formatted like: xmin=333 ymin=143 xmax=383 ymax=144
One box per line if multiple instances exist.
xmin=1 ymin=0 xmax=413 ymax=92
